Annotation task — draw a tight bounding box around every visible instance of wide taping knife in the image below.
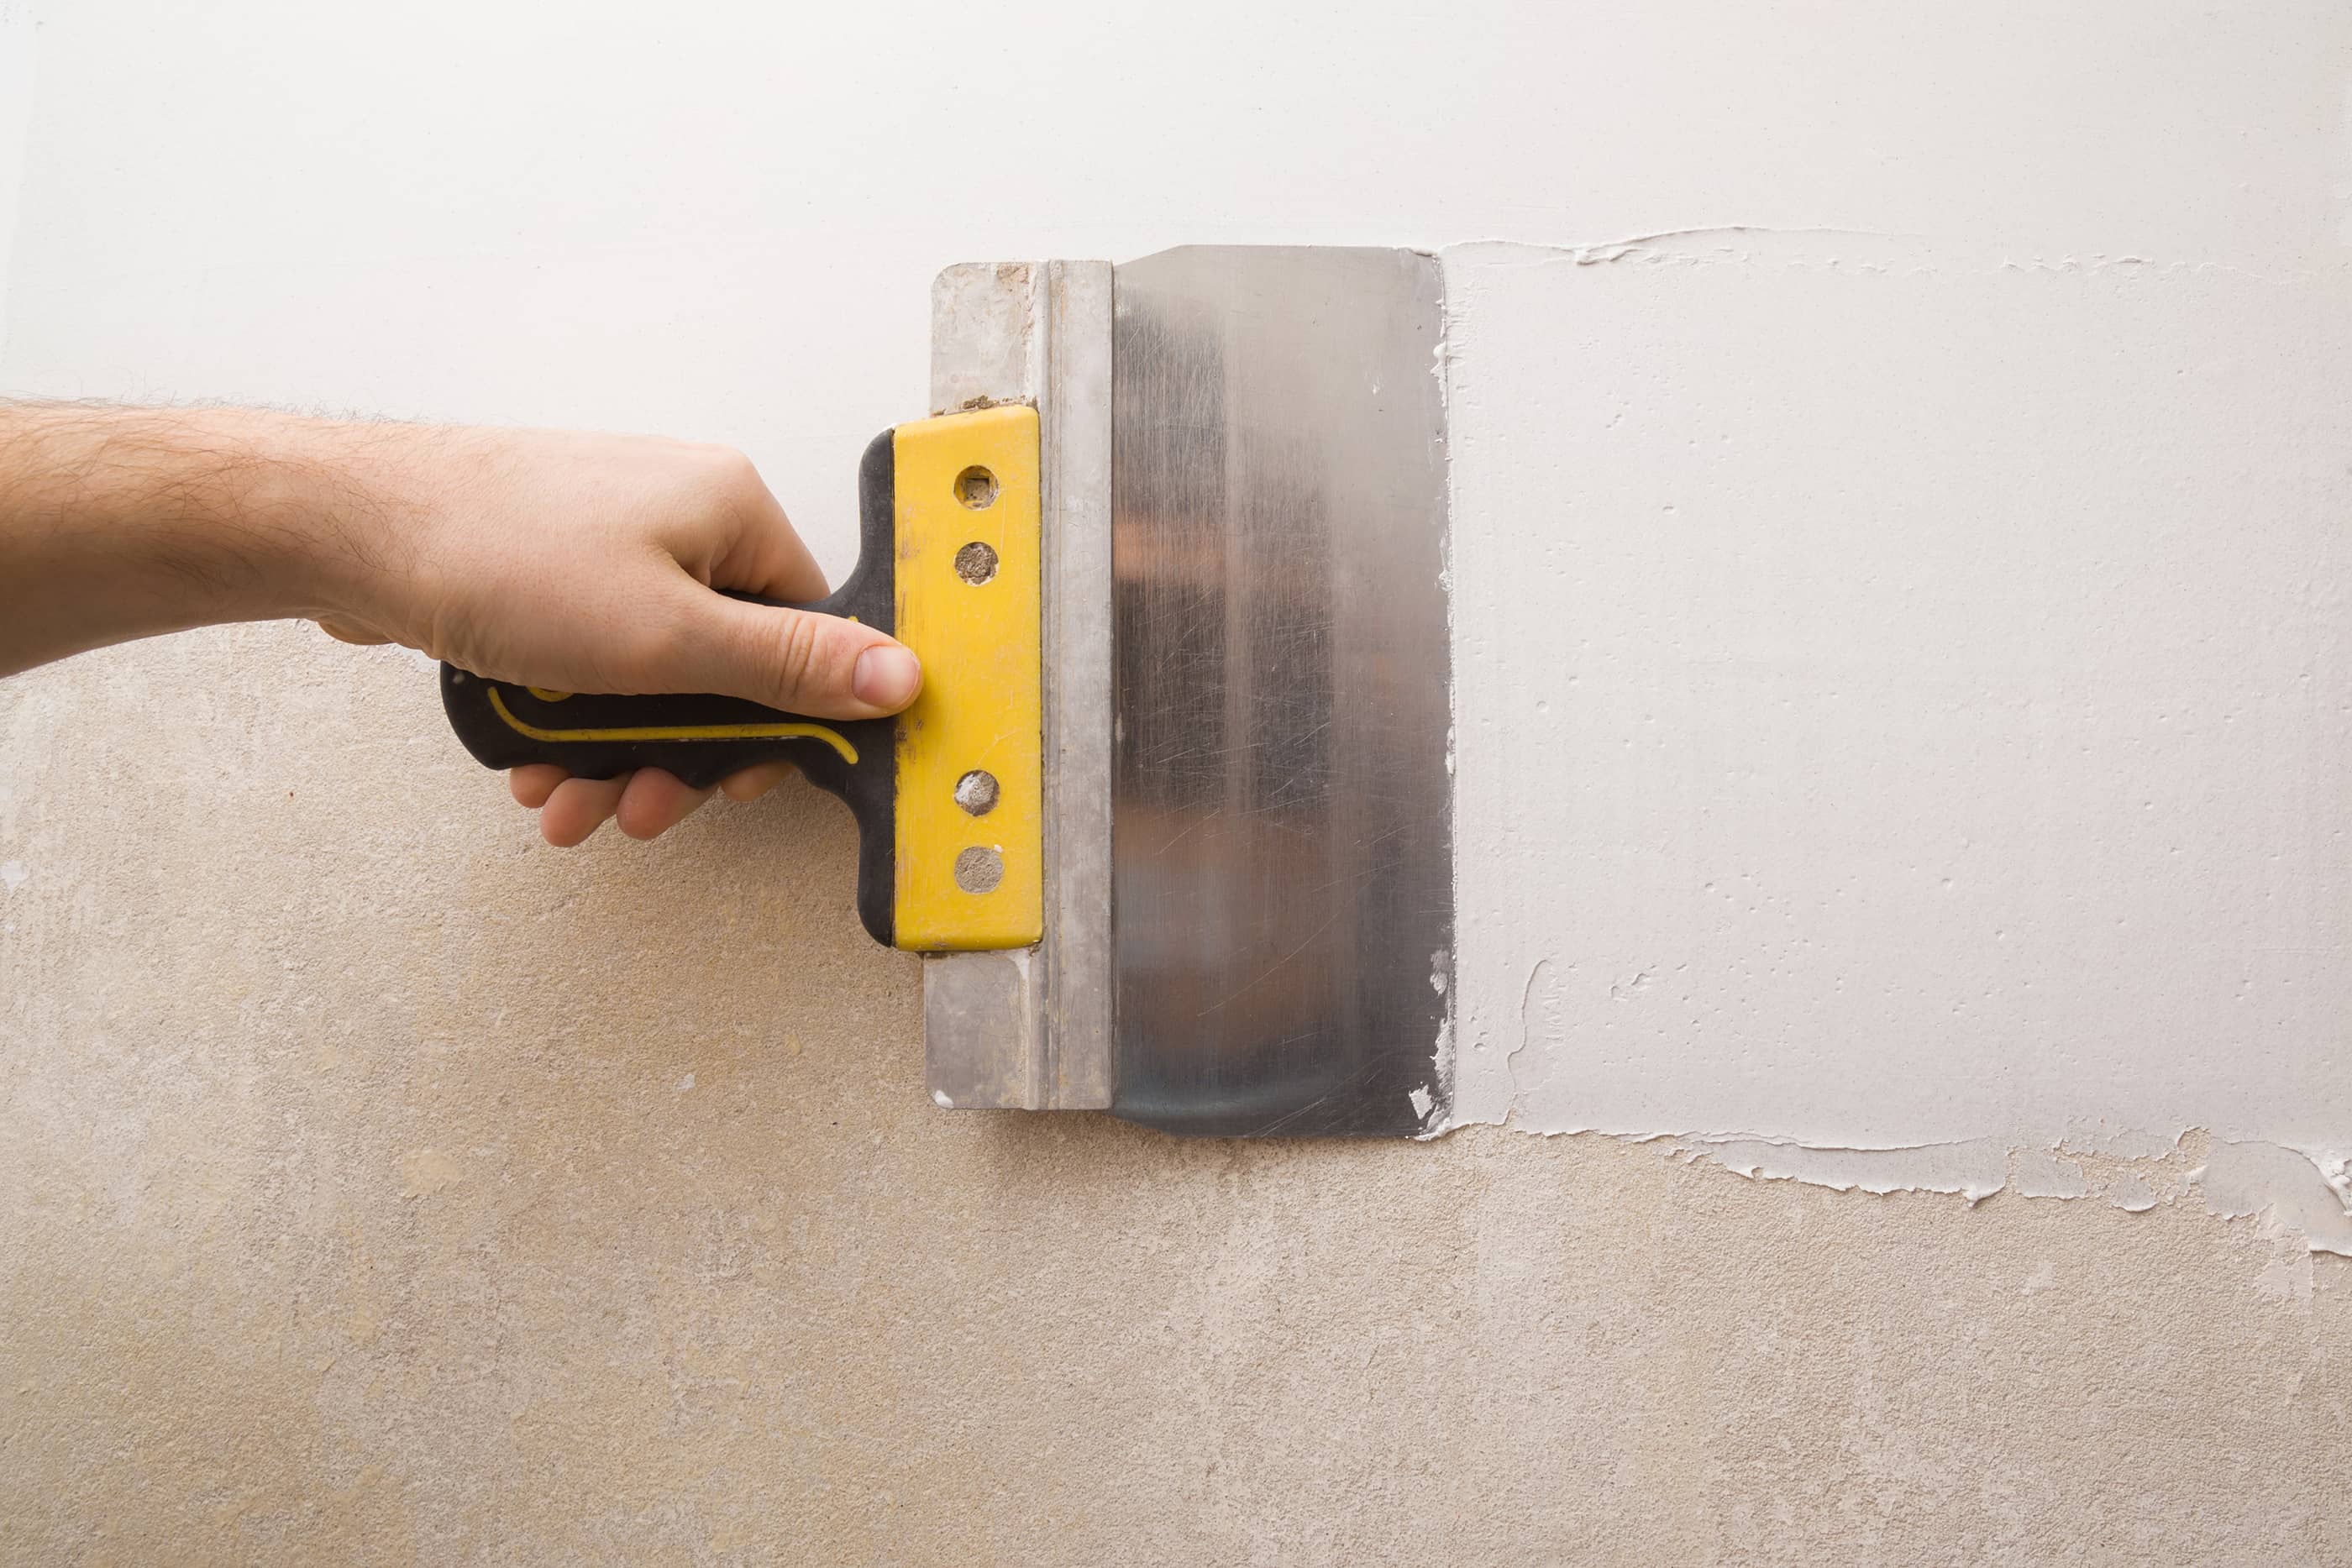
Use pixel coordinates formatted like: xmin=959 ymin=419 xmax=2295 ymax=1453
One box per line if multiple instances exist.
xmin=441 ymin=249 xmax=1454 ymax=1138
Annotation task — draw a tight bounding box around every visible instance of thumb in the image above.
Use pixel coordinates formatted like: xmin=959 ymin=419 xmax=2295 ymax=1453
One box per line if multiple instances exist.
xmin=659 ymin=585 xmax=923 ymax=720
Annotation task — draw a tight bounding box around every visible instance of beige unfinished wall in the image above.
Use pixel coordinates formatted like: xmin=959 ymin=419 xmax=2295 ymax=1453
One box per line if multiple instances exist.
xmin=5 ymin=1 xmax=2350 ymax=1561
xmin=7 ymin=632 xmax=2349 ymax=1564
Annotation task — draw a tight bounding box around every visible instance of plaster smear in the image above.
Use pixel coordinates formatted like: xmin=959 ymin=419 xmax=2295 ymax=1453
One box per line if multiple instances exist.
xmin=1441 ymin=235 xmax=2352 ymax=1253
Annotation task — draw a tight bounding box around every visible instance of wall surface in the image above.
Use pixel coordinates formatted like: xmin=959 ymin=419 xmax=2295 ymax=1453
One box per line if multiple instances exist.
xmin=1444 ymin=236 xmax=2352 ymax=1247
xmin=4 ymin=1 xmax=2350 ymax=1563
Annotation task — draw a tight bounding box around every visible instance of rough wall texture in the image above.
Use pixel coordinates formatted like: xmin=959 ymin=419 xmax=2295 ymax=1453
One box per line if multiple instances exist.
xmin=4 ymin=629 xmax=2347 ymax=1565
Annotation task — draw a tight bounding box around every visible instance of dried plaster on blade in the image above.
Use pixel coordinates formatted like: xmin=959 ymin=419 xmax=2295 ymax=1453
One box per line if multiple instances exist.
xmin=1434 ymin=234 xmax=2352 ymax=1256
xmin=1422 ymin=249 xmax=1458 ymax=1139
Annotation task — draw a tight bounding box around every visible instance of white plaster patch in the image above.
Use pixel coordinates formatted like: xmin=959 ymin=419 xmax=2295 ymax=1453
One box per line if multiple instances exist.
xmin=2197 ymin=1141 xmax=2352 ymax=1256
xmin=2009 ymin=1150 xmax=2092 ymax=1200
xmin=1671 ymin=1136 xmax=2013 ymax=1204
xmin=398 ymin=1148 xmax=462 ymax=1200
xmin=0 ymin=861 xmax=24 ymax=894
xmin=2255 ymin=1244 xmax=2316 ymax=1306
xmin=1441 ymin=238 xmax=2352 ymax=1255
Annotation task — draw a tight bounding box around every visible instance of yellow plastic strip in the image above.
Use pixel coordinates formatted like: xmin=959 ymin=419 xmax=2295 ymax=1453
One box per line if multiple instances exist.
xmin=890 ymin=406 xmax=1043 ymax=950
xmin=486 ymin=687 xmax=858 ymax=764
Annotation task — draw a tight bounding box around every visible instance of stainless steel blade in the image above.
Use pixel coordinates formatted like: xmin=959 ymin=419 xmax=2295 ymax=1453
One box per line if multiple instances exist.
xmin=1109 ymin=247 xmax=1454 ymax=1135
xmin=920 ymin=246 xmax=1453 ymax=1136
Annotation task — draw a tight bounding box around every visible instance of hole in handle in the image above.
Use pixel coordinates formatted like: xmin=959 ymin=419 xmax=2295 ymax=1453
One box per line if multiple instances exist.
xmin=954 ymin=542 xmax=999 ymax=585
xmin=955 ymin=466 xmax=999 ymax=510
xmin=953 ymin=846 xmax=1004 ymax=895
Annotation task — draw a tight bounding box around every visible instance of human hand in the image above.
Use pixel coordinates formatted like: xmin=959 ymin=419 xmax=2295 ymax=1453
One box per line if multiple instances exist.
xmin=304 ymin=422 xmax=921 ymax=844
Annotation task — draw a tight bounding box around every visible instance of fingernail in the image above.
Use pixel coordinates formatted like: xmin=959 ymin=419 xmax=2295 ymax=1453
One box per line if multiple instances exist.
xmin=853 ymin=644 xmax=922 ymax=710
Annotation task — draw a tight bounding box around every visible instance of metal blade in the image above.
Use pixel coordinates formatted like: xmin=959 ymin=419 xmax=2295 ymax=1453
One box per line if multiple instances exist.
xmin=1110 ymin=247 xmax=1454 ymax=1135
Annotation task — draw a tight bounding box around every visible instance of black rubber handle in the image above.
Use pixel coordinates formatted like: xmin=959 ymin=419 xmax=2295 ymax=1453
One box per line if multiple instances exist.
xmin=440 ymin=429 xmax=902 ymax=944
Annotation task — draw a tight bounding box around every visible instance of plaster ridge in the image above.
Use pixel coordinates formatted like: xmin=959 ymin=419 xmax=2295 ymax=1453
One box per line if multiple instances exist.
xmin=1431 ymin=1113 xmax=2352 ymax=1257
xmin=1441 ymin=234 xmax=2332 ymax=286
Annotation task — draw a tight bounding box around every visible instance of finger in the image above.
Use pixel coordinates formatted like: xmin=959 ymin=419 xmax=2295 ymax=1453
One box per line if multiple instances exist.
xmin=718 ymin=761 xmax=798 ymax=802
xmin=614 ymin=768 xmax=715 ymax=840
xmin=652 ymin=580 xmax=922 ymax=721
xmin=716 ymin=464 xmax=830 ymax=604
xmin=316 ymin=617 xmax=391 ymax=647
xmin=508 ymin=763 xmax=567 ymax=809
xmin=538 ymin=774 xmax=629 ymax=847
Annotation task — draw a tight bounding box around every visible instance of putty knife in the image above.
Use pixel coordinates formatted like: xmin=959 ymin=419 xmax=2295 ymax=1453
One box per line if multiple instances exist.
xmin=442 ymin=249 xmax=1452 ymax=1136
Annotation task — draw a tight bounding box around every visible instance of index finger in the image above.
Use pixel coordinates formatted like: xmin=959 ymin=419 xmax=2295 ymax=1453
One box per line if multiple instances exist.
xmin=719 ymin=466 xmax=829 ymax=605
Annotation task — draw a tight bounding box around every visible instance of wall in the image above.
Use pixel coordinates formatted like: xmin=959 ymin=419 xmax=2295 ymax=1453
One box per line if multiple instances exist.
xmin=3 ymin=2 xmax=2349 ymax=1561
xmin=1445 ymin=234 xmax=2352 ymax=1247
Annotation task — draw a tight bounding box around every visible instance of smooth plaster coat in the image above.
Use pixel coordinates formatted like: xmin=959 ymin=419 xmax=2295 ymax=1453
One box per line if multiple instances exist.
xmin=5 ymin=1 xmax=2352 ymax=1561
xmin=1441 ymin=235 xmax=2352 ymax=1251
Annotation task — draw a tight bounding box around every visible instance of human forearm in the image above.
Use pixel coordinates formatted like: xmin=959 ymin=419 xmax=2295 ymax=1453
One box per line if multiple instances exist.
xmin=1 ymin=400 xmax=923 ymax=844
xmin=0 ymin=403 xmax=381 ymax=675
xmin=0 ymin=401 xmax=917 ymax=709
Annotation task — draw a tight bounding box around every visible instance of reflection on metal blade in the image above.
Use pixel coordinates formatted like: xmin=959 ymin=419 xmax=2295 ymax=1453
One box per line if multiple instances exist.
xmin=1111 ymin=247 xmax=1454 ymax=1136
